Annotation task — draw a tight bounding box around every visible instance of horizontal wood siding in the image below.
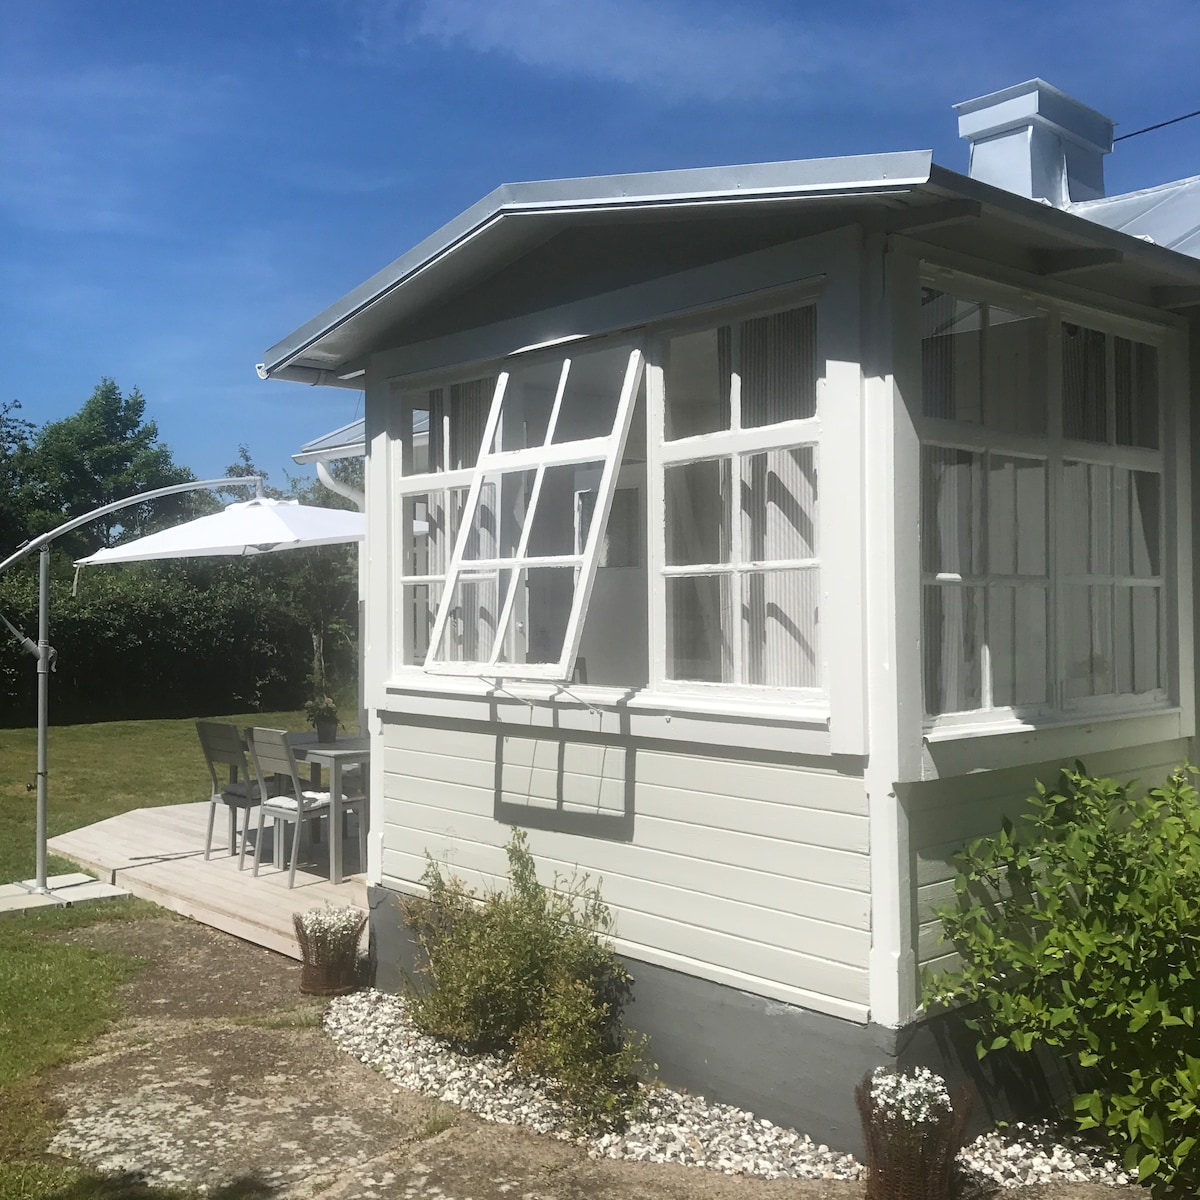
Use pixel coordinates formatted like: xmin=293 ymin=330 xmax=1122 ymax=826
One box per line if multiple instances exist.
xmin=911 ymin=739 xmax=1189 ymax=978
xmin=379 ymin=717 xmax=870 ymax=1019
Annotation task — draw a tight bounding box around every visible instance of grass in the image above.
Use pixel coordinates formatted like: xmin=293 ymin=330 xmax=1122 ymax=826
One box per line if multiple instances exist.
xmin=0 ymin=709 xmax=315 ymax=1200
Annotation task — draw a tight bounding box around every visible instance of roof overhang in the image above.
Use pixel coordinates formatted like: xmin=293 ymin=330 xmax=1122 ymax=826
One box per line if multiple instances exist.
xmin=292 ymin=418 xmax=366 ymax=465
xmin=260 ymin=151 xmax=1200 ymax=387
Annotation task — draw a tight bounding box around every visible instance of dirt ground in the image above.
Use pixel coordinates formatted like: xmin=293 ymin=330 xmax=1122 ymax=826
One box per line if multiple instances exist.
xmin=44 ymin=917 xmax=1144 ymax=1200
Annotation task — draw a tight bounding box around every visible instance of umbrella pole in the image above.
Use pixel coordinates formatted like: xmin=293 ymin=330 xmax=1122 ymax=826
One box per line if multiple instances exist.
xmin=31 ymin=546 xmax=51 ymax=894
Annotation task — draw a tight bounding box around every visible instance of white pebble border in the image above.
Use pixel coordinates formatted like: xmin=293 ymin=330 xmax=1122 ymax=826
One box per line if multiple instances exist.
xmin=324 ymin=990 xmax=1135 ymax=1188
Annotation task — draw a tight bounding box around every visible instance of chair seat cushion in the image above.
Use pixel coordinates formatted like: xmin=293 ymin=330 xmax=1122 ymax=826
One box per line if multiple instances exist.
xmin=264 ymin=791 xmax=332 ymax=813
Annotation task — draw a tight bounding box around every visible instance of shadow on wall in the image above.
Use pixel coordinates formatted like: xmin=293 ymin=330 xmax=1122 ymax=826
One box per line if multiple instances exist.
xmin=492 ymin=725 xmax=636 ymax=842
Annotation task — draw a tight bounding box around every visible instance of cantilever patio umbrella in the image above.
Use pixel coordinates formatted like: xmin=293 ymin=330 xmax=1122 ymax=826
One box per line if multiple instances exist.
xmin=74 ymin=494 xmax=364 ymax=565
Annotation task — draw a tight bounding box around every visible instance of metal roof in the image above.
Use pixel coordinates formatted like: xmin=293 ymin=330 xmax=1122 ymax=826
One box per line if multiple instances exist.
xmin=292 ymin=418 xmax=365 ymax=464
xmin=261 ymin=151 xmax=1200 ymax=387
xmin=1071 ymin=174 xmax=1200 ymax=259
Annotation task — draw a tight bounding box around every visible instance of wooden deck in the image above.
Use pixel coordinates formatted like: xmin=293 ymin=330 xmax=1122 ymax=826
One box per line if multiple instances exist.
xmin=48 ymin=802 xmax=367 ymax=960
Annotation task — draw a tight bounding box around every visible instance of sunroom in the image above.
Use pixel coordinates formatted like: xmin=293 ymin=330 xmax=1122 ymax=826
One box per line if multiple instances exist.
xmin=260 ymin=81 xmax=1200 ymax=1146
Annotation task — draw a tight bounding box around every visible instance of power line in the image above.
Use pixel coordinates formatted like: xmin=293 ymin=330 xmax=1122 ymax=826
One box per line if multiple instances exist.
xmin=1114 ymin=107 xmax=1200 ymax=142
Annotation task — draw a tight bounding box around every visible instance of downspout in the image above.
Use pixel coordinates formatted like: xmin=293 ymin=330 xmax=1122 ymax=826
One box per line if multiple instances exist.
xmin=316 ymin=460 xmax=365 ymax=511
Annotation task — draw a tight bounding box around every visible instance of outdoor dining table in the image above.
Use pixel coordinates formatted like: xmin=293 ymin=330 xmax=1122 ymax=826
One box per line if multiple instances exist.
xmin=283 ymin=733 xmax=370 ymax=886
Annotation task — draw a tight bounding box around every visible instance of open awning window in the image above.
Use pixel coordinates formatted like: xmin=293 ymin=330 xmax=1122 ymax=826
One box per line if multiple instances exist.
xmin=422 ymin=340 xmax=645 ymax=680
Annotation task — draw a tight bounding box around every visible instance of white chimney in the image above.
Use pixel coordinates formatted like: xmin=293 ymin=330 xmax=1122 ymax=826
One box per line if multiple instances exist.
xmin=955 ymin=79 xmax=1114 ymax=207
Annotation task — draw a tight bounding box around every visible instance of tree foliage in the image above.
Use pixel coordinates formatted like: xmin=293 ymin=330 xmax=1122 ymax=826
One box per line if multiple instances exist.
xmin=926 ymin=765 xmax=1200 ymax=1196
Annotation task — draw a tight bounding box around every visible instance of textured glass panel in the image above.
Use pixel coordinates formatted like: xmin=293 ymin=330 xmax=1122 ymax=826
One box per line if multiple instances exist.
xmin=742 ymin=568 xmax=820 ymax=688
xmin=989 ymin=585 xmax=1048 ymax=708
xmin=921 ymin=447 xmax=983 ymax=576
xmin=987 ymin=308 xmax=1046 ymax=435
xmin=432 ymin=570 xmax=506 ymax=663
xmin=665 ymin=458 xmax=732 ymax=566
xmin=923 ymin=584 xmax=984 ymax=714
xmin=1065 ymin=584 xmax=1114 ymax=699
xmin=459 ymin=474 xmax=525 ymax=561
xmin=489 ymin=360 xmax=558 ymax=454
xmin=741 ymin=446 xmax=817 ymax=562
xmin=402 ymin=584 xmax=435 ymax=665
xmin=920 ymin=289 xmax=982 ymax=422
xmin=740 ymin=307 xmax=817 ymax=427
xmin=552 ymin=345 xmax=631 ymax=444
xmin=1115 ymin=337 xmax=1159 ymax=449
xmin=1063 ymin=324 xmax=1107 ymax=443
xmin=1061 ymin=462 xmax=1112 ymax=576
xmin=525 ymin=462 xmax=603 ymax=559
xmin=665 ymin=328 xmax=731 ymax=439
xmin=667 ymin=575 xmax=732 ymax=682
xmin=987 ymin=456 xmax=1046 ymax=577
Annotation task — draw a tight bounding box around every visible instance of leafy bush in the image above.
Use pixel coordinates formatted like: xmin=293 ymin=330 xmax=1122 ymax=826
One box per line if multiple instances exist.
xmin=925 ymin=764 xmax=1200 ymax=1195
xmin=403 ymin=830 xmax=649 ymax=1129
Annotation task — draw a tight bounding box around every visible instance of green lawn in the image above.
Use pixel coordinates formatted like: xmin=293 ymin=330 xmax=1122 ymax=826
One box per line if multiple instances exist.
xmin=0 ymin=710 xmax=314 ymax=1200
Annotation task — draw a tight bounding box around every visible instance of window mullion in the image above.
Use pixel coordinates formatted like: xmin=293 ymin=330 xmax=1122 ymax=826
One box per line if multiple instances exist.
xmin=729 ymin=328 xmax=744 ymax=686
xmin=1048 ymin=315 xmax=1064 ymax=710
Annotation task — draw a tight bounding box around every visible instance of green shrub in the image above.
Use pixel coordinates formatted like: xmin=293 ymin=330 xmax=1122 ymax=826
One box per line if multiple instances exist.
xmin=925 ymin=764 xmax=1200 ymax=1195
xmin=403 ymin=830 xmax=649 ymax=1129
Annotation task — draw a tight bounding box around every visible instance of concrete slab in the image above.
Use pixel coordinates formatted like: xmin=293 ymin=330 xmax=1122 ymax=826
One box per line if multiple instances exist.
xmin=0 ymin=872 xmax=129 ymax=915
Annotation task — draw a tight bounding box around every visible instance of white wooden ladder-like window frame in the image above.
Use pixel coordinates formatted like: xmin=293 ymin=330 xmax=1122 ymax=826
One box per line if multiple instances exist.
xmin=423 ymin=344 xmax=646 ymax=681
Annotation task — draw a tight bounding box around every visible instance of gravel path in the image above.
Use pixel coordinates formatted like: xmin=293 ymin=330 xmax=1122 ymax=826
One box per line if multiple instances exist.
xmin=324 ymin=989 xmax=1135 ymax=1191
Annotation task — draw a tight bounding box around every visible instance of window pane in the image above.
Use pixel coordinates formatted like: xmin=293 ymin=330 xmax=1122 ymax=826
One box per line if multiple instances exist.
xmin=460 ymin=474 xmax=527 ymax=561
xmin=987 ymin=307 xmax=1046 ymax=435
xmin=489 ymin=360 xmax=559 ymax=453
xmin=740 ymin=307 xmax=817 ymax=427
xmin=444 ymin=377 xmax=495 ymax=469
xmin=742 ymin=568 xmax=819 ymax=687
xmin=402 ymin=583 xmax=436 ymax=665
xmin=989 ymin=585 xmax=1048 ymax=707
xmin=1115 ymin=585 xmax=1163 ymax=694
xmin=987 ymin=456 xmax=1046 ymax=576
xmin=667 ymin=575 xmax=732 ymax=682
xmin=1063 ymin=324 xmax=1107 ymax=443
xmin=1061 ymin=462 xmax=1112 ymax=576
xmin=741 ymin=445 xmax=817 ymax=562
xmin=408 ymin=399 xmax=435 ymax=474
xmin=402 ymin=489 xmax=465 ymax=578
xmin=921 ymin=289 xmax=981 ymax=422
xmin=492 ymin=566 xmax=577 ymax=667
xmin=432 ymin=570 xmax=506 ymax=663
xmin=1115 ymin=337 xmax=1159 ymax=449
xmin=923 ymin=584 xmax=984 ymax=714
xmin=921 ymin=447 xmax=983 ymax=576
xmin=666 ymin=458 xmax=732 ymax=566
xmin=1065 ymin=584 xmax=1114 ymax=699
xmin=665 ymin=328 xmax=731 ymax=439
xmin=1113 ymin=469 xmax=1161 ymax=578
xmin=525 ymin=462 xmax=604 ymax=559
xmin=551 ymin=344 xmax=631 ymax=443
xmin=577 ymin=487 xmax=639 ymax=567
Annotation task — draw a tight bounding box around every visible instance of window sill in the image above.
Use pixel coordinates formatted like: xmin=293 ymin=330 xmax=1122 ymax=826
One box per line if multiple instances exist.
xmin=917 ymin=706 xmax=1187 ymax=782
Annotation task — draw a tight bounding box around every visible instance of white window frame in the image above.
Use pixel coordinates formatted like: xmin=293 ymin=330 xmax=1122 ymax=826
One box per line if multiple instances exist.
xmin=647 ymin=297 xmax=825 ymax=703
xmin=917 ymin=272 xmax=1175 ymax=731
xmin=420 ymin=340 xmax=645 ymax=680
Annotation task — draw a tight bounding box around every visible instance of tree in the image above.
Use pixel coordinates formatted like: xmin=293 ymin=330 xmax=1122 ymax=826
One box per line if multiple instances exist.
xmin=24 ymin=378 xmax=204 ymax=556
xmin=0 ymin=399 xmax=35 ymax=557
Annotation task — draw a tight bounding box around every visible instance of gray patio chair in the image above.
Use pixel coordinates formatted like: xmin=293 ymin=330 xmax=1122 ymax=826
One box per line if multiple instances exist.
xmin=196 ymin=719 xmax=280 ymax=866
xmin=246 ymin=727 xmax=367 ymax=888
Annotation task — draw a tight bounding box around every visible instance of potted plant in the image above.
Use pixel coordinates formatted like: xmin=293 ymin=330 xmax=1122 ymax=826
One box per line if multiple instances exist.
xmin=293 ymin=903 xmax=367 ymax=995
xmin=305 ymin=694 xmax=339 ymax=744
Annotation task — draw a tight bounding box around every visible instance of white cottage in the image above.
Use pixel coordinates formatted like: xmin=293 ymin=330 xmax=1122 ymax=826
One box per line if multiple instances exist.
xmin=263 ymin=80 xmax=1200 ymax=1144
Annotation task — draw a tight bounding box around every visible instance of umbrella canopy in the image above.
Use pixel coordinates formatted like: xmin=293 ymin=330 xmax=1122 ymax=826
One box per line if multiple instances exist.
xmin=74 ymin=496 xmax=364 ymax=565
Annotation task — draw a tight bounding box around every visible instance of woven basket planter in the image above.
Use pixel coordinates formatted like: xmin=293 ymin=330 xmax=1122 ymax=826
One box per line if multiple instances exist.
xmin=294 ymin=908 xmax=367 ymax=997
xmin=855 ymin=1074 xmax=972 ymax=1200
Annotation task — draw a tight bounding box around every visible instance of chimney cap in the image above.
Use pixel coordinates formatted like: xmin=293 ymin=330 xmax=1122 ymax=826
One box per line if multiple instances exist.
xmin=955 ymin=78 xmax=1114 ymax=154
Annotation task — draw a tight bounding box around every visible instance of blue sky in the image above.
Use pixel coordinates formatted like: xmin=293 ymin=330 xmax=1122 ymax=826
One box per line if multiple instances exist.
xmin=3 ymin=0 xmax=1198 ymax=488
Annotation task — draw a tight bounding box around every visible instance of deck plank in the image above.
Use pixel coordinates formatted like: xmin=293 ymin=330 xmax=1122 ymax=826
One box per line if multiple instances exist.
xmin=48 ymin=802 xmax=367 ymax=960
